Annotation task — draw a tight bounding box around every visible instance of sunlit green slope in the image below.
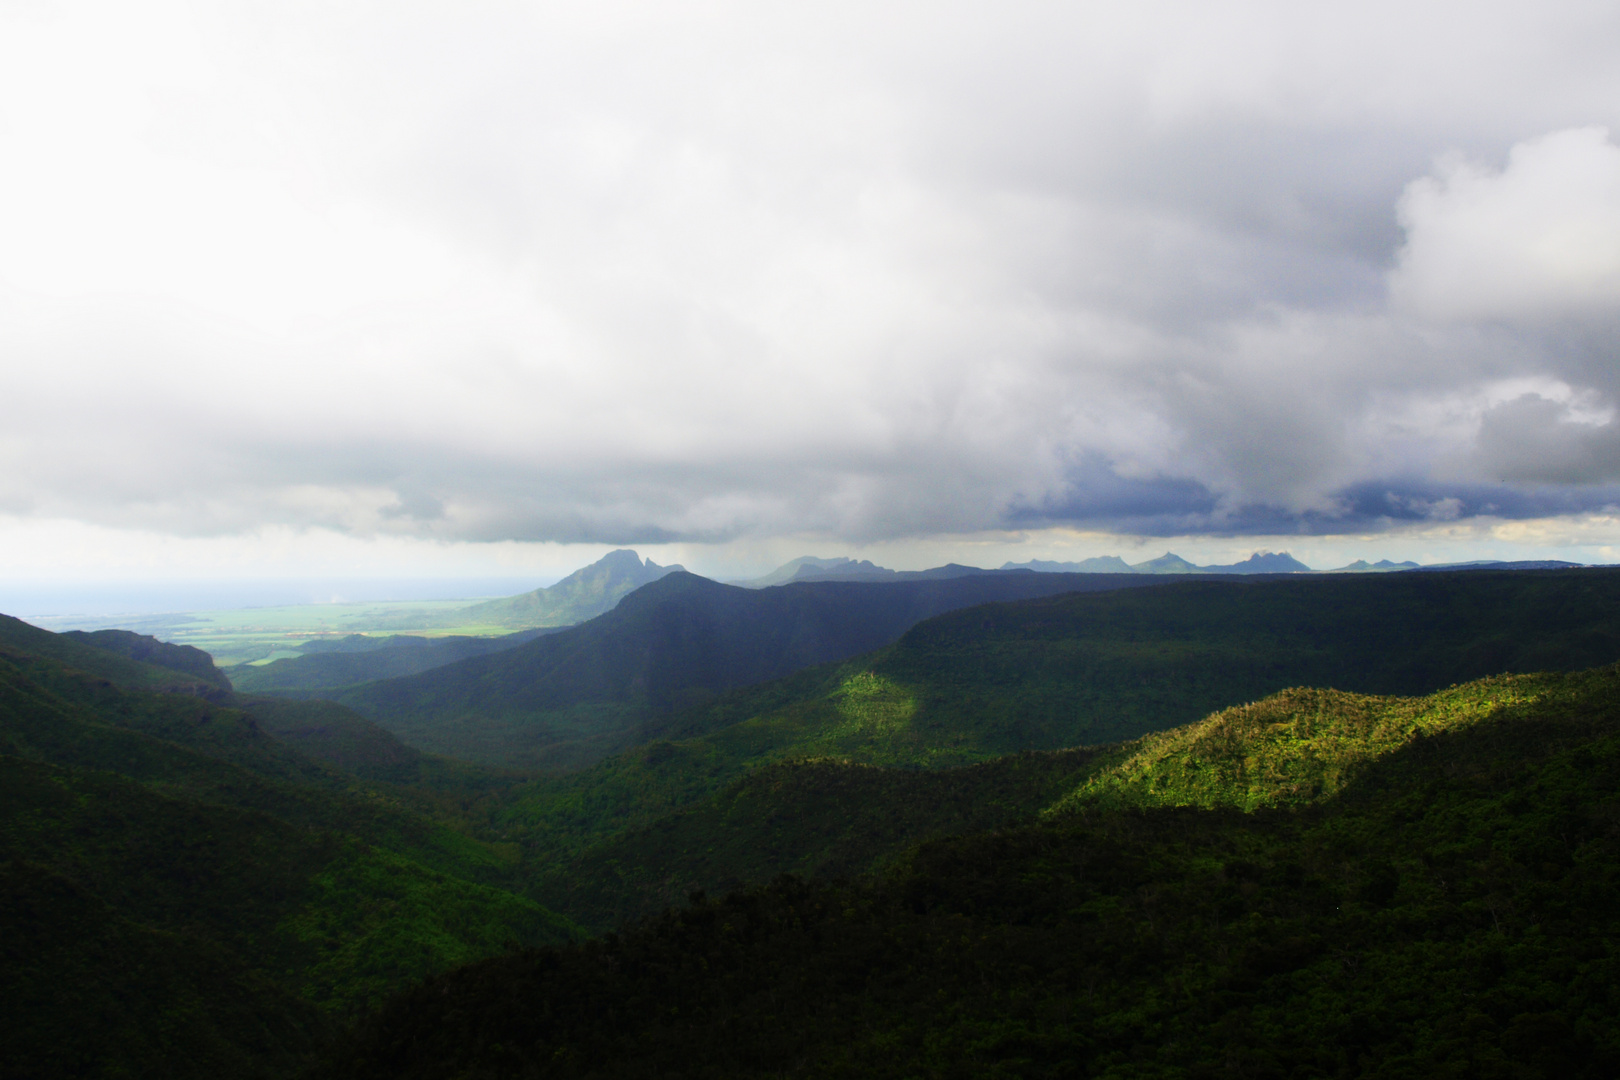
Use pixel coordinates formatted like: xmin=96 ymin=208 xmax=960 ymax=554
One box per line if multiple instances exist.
xmin=1052 ymin=669 xmax=1578 ymax=813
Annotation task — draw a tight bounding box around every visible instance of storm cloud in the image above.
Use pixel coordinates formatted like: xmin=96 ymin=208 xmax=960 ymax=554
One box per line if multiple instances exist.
xmin=3 ymin=0 xmax=1620 ymax=555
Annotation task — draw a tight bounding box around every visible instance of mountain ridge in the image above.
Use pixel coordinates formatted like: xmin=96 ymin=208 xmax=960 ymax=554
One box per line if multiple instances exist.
xmin=334 ymin=569 xmax=1211 ymax=771
xmin=458 ymin=549 xmax=684 ymax=628
xmin=489 ymin=566 xmax=1620 ymax=878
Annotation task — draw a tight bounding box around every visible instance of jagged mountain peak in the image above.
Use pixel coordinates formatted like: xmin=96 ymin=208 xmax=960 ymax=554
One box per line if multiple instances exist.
xmin=460 ymin=549 xmax=686 ymax=628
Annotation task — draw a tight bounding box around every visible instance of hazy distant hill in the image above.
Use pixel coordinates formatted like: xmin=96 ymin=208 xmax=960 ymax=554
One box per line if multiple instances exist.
xmin=1127 ymin=551 xmax=1203 ymax=573
xmin=1004 ymin=550 xmax=1313 ymax=574
xmin=786 ymin=559 xmax=903 ymax=582
xmin=734 ymin=557 xmax=1000 ymax=588
xmin=1417 ymin=559 xmax=1586 ymax=571
xmin=1198 ymin=550 xmax=1312 ymax=573
xmin=732 ymin=556 xmax=887 ymax=587
xmin=744 ymin=551 xmax=1315 ymax=585
xmin=1323 ymin=558 xmax=1421 ymax=572
xmin=1000 ymin=555 xmax=1136 ymax=573
xmin=338 ymin=570 xmax=1191 ymax=771
xmin=458 ymin=549 xmax=684 ymax=628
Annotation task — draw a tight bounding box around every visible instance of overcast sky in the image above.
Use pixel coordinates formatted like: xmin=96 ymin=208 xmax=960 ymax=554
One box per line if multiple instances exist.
xmin=4 ymin=0 xmax=1620 ymax=597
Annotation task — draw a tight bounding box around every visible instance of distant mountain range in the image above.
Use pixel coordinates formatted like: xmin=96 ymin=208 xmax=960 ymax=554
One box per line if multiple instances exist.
xmin=741 ymin=552 xmax=1592 ymax=584
xmin=997 ymin=553 xmax=1582 ymax=576
xmin=731 ymin=551 xmax=1310 ymax=586
xmin=749 ymin=550 xmax=1317 ymax=582
xmin=730 ymin=557 xmax=1002 ymax=588
xmin=224 ymin=548 xmax=1595 ymax=702
xmin=1324 ymin=558 xmax=1421 ymax=572
xmin=1007 ymin=551 xmax=1312 ymax=574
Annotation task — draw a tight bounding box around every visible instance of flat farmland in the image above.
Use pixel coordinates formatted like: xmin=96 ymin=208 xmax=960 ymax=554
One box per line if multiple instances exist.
xmin=29 ymin=599 xmax=515 ymax=666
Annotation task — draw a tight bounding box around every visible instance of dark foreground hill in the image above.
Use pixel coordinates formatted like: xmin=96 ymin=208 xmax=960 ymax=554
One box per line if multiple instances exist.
xmin=338 ymin=569 xmax=1191 ymax=770
xmin=62 ymin=627 xmax=234 ymax=693
xmin=322 ymin=663 xmax=1620 ymax=1078
xmin=0 ymin=621 xmax=576 ymax=1079
xmin=1 ymin=613 xmax=232 ymax=698
xmin=535 ymin=749 xmax=1112 ymax=932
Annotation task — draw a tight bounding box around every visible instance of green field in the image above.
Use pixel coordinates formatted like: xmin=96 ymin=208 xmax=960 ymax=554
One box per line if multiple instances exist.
xmin=30 ymin=600 xmax=517 ymax=667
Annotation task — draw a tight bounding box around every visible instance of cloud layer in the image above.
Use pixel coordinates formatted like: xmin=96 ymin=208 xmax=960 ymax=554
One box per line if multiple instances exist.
xmin=3 ymin=0 xmax=1620 ymax=550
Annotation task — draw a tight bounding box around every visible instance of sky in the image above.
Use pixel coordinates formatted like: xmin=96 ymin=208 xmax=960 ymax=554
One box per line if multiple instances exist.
xmin=3 ymin=0 xmax=1620 ymax=609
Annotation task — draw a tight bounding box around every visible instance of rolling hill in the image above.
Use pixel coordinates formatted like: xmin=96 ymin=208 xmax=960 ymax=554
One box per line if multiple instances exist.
xmin=322 ymin=661 xmax=1620 ymax=1078
xmin=226 ymin=626 xmax=560 ymax=694
xmin=490 ymin=567 xmax=1620 ymax=898
xmin=335 ymin=569 xmax=1198 ymax=770
xmin=0 ymin=620 xmax=577 ymax=1078
xmin=1005 ymin=550 xmax=1313 ymax=574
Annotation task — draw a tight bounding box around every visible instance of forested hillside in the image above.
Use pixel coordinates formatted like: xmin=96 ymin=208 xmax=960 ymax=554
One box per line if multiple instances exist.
xmin=10 ymin=568 xmax=1620 ymax=1077
xmin=494 ymin=568 xmax=1620 ymax=904
xmin=322 ymin=662 xmax=1620 ymax=1078
xmin=227 ymin=626 xmax=559 ymax=695
xmin=336 ymin=569 xmax=1187 ymax=770
xmin=0 ymin=626 xmax=576 ymax=1078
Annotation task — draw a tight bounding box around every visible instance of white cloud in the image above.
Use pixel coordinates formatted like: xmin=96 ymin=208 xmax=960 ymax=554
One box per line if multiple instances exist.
xmin=3 ymin=1 xmax=1620 ymax=574
xmin=1391 ymin=127 xmax=1620 ymax=321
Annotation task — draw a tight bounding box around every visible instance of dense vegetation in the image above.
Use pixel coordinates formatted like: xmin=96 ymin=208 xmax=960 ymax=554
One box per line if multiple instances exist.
xmin=1 ymin=613 xmax=232 ymax=698
xmin=537 ymin=748 xmax=1112 ymax=932
xmin=62 ymin=627 xmax=234 ymax=693
xmin=3 ymin=858 xmax=326 ymax=1080
xmin=492 ymin=568 xmax=1620 ymax=885
xmin=0 ymin=623 xmax=576 ymax=1077
xmin=337 ymin=569 xmax=1179 ymax=770
xmin=325 ymin=663 xmax=1620 ymax=1078
xmin=11 ymin=568 xmax=1620 ymax=1076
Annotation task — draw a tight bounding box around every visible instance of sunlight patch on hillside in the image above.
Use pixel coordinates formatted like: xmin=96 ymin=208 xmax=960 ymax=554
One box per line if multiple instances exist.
xmin=832 ymin=671 xmax=917 ymax=738
xmin=1048 ymin=672 xmax=1573 ymax=815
